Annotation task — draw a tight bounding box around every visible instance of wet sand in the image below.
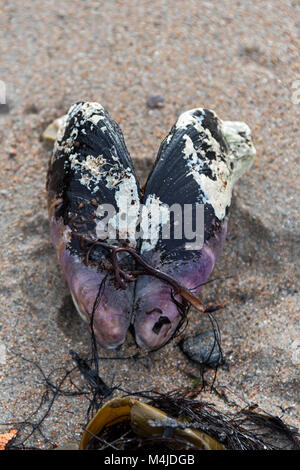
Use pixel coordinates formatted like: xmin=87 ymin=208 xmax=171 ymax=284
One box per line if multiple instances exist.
xmin=0 ymin=0 xmax=299 ymax=447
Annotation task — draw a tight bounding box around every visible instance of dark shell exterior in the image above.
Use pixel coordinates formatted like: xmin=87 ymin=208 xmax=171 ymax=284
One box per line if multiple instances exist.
xmin=47 ymin=102 xmax=140 ymax=348
xmin=47 ymin=102 xmax=255 ymax=350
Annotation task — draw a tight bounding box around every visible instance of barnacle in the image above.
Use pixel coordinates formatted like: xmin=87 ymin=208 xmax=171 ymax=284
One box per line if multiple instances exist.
xmin=46 ymin=102 xmax=255 ymax=350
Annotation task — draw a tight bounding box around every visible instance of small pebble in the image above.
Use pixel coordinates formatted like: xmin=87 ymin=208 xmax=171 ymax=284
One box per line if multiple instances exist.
xmin=146 ymin=95 xmax=165 ymax=109
xmin=8 ymin=149 xmax=17 ymax=159
xmin=181 ymin=331 xmax=224 ymax=368
xmin=24 ymin=104 xmax=39 ymax=115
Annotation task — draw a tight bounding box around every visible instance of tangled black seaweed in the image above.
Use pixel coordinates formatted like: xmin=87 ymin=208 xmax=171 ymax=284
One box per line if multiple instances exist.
xmin=86 ymin=390 xmax=300 ymax=451
xmin=3 ymin=332 xmax=300 ymax=451
xmin=73 ymin=230 xmax=224 ymax=350
xmin=2 ymin=227 xmax=298 ymax=450
xmin=3 ymin=346 xmax=299 ymax=450
xmin=66 ymin=203 xmax=228 ymax=366
xmin=0 ymin=236 xmax=234 ymax=449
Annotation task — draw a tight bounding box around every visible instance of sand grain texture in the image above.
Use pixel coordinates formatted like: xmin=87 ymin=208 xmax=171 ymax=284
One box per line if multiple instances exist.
xmin=0 ymin=0 xmax=299 ymax=448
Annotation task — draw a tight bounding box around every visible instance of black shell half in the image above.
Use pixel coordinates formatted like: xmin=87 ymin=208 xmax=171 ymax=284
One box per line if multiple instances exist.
xmin=47 ymin=101 xmax=141 ymax=259
xmin=140 ymin=108 xmax=229 ymax=264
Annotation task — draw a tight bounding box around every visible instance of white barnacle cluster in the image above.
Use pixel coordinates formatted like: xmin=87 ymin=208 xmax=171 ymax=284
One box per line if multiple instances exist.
xmin=176 ymin=108 xmax=255 ymax=221
xmin=166 ymin=133 xmax=173 ymax=144
xmin=69 ymin=151 xmax=136 ymax=194
xmin=69 ymin=154 xmax=105 ymax=192
xmin=221 ymin=120 xmax=256 ymax=184
xmin=68 ymin=101 xmax=105 ymax=123
xmin=175 ymin=107 xmax=207 ymax=132
xmin=101 ymin=173 xmax=140 ymax=246
xmin=53 ymin=102 xmax=105 ymax=158
xmin=52 ymin=102 xmax=133 ymax=194
xmin=67 ymin=101 xmax=106 ymax=136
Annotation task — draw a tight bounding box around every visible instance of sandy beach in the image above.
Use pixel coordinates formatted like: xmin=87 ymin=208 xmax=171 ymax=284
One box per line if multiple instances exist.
xmin=0 ymin=0 xmax=299 ymax=448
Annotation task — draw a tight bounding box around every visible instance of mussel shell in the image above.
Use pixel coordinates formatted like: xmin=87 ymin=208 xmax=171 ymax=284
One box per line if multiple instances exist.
xmin=47 ymin=102 xmax=140 ymax=348
xmin=133 ymin=109 xmax=232 ymax=349
xmin=47 ymin=103 xmax=255 ymax=351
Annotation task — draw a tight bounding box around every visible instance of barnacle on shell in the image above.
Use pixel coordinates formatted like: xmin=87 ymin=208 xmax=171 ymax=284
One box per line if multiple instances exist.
xmin=46 ymin=102 xmax=255 ymax=350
